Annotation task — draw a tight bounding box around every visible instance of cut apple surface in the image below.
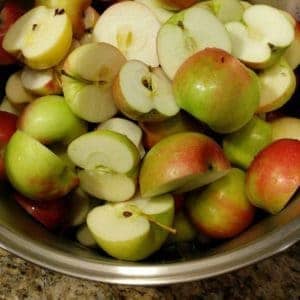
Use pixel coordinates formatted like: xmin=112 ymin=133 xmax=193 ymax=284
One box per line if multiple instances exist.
xmin=63 ymin=42 xmax=126 ymax=82
xmin=157 ymin=6 xmax=232 ymax=79
xmin=21 ymin=67 xmax=61 ymax=96
xmin=284 ymin=22 xmax=300 ymax=70
xmin=226 ymin=5 xmax=295 ymax=69
xmin=93 ymin=1 xmax=161 ymax=67
xmin=68 ymin=129 xmax=140 ymax=173
xmin=0 ymin=97 xmax=20 ymax=115
xmin=87 ymin=193 xmax=174 ymax=261
xmin=257 ymin=58 xmax=296 ymax=113
xmin=5 ymin=130 xmax=79 ymax=201
xmin=3 ymin=6 xmax=73 ymax=69
xmin=211 ymin=0 xmax=244 ymax=23
xmin=270 ymin=117 xmax=300 ymax=141
xmin=113 ymin=60 xmax=179 ymax=121
xmin=61 ymin=75 xmax=118 ymax=123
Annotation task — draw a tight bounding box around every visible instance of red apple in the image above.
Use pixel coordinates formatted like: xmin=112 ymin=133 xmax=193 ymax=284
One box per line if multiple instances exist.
xmin=14 ymin=193 xmax=68 ymax=230
xmin=0 ymin=1 xmax=25 ymax=65
xmin=246 ymin=139 xmax=300 ymax=214
xmin=157 ymin=0 xmax=197 ymax=10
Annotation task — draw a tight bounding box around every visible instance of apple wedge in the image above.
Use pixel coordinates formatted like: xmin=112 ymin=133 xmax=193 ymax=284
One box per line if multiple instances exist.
xmin=3 ymin=6 xmax=73 ymax=70
xmin=87 ymin=193 xmax=174 ymax=261
xmin=284 ymin=22 xmax=300 ymax=70
xmin=211 ymin=0 xmax=244 ymax=23
xmin=139 ymin=132 xmax=230 ymax=198
xmin=21 ymin=67 xmax=62 ymax=96
xmin=63 ymin=42 xmax=126 ymax=82
xmin=270 ymin=117 xmax=300 ymax=141
xmin=76 ymin=224 xmax=97 ymax=248
xmin=5 ymin=130 xmax=79 ymax=201
xmin=0 ymin=97 xmax=20 ymax=115
xmin=257 ymin=58 xmax=296 ymax=113
xmin=93 ymin=1 xmax=161 ymax=67
xmin=61 ymin=75 xmax=118 ymax=123
xmin=79 ymin=6 xmax=100 ymax=44
xmin=5 ymin=71 xmax=35 ymax=105
xmin=17 ymin=95 xmax=87 ymax=145
xmin=225 ymin=5 xmax=295 ymax=69
xmin=113 ymin=60 xmax=179 ymax=122
xmin=157 ymin=5 xmax=232 ymax=79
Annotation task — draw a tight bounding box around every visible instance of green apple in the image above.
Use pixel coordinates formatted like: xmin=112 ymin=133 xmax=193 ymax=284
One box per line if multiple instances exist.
xmin=223 ymin=116 xmax=273 ymax=169
xmin=246 ymin=139 xmax=300 ymax=214
xmin=157 ymin=5 xmax=232 ymax=79
xmin=93 ymin=1 xmax=161 ymax=67
xmin=4 ymin=130 xmax=79 ymax=201
xmin=113 ymin=60 xmax=179 ymax=122
xmin=225 ymin=4 xmax=295 ymax=69
xmin=173 ymin=48 xmax=260 ymax=133
xmin=17 ymin=95 xmax=87 ymax=145
xmin=257 ymin=58 xmax=296 ymax=113
xmin=3 ymin=6 xmax=73 ymax=69
xmin=270 ymin=117 xmax=300 ymax=141
xmin=87 ymin=193 xmax=175 ymax=261
xmin=140 ymin=132 xmax=230 ymax=198
xmin=35 ymin=0 xmax=92 ymax=38
xmin=186 ymin=168 xmax=255 ymax=239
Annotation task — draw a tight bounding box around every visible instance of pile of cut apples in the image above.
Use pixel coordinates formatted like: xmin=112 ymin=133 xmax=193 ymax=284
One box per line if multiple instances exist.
xmin=0 ymin=0 xmax=299 ymax=261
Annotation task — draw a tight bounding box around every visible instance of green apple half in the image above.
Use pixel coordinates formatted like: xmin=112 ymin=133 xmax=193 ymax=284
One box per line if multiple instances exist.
xmin=3 ymin=6 xmax=73 ymax=69
xmin=5 ymin=130 xmax=79 ymax=201
xmin=157 ymin=5 xmax=232 ymax=79
xmin=87 ymin=193 xmax=174 ymax=261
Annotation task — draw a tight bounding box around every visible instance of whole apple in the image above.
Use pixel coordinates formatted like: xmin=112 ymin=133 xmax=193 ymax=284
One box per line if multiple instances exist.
xmin=173 ymin=48 xmax=260 ymax=133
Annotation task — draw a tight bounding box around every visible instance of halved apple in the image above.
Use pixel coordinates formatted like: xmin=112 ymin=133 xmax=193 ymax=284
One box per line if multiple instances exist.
xmin=3 ymin=6 xmax=73 ymax=70
xmin=225 ymin=4 xmax=295 ymax=69
xmin=21 ymin=67 xmax=62 ymax=96
xmin=140 ymin=132 xmax=230 ymax=198
xmin=257 ymin=58 xmax=296 ymax=113
xmin=5 ymin=71 xmax=35 ymax=105
xmin=87 ymin=193 xmax=174 ymax=261
xmin=5 ymin=130 xmax=79 ymax=201
xmin=113 ymin=60 xmax=179 ymax=122
xmin=157 ymin=5 xmax=232 ymax=79
xmin=93 ymin=1 xmax=161 ymax=67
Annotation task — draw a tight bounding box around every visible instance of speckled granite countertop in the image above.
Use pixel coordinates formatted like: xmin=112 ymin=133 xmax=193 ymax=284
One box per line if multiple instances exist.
xmin=0 ymin=243 xmax=298 ymax=299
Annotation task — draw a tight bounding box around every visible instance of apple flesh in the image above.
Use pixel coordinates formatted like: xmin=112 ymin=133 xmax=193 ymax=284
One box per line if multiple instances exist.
xmin=5 ymin=130 xmax=79 ymax=201
xmin=93 ymin=1 xmax=161 ymax=67
xmin=284 ymin=22 xmax=300 ymax=70
xmin=0 ymin=97 xmax=20 ymax=115
xmin=157 ymin=5 xmax=232 ymax=79
xmin=223 ymin=116 xmax=273 ymax=169
xmin=87 ymin=193 xmax=174 ymax=261
xmin=270 ymin=117 xmax=300 ymax=141
xmin=173 ymin=48 xmax=260 ymax=133
xmin=3 ymin=6 xmax=73 ymax=70
xmin=139 ymin=132 xmax=230 ymax=198
xmin=76 ymin=224 xmax=97 ymax=248
xmin=246 ymin=139 xmax=300 ymax=214
xmin=113 ymin=60 xmax=179 ymax=122
xmin=186 ymin=168 xmax=255 ymax=239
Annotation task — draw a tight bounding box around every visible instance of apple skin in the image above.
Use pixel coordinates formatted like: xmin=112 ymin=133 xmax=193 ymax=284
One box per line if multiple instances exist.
xmin=0 ymin=111 xmax=18 ymax=180
xmin=0 ymin=1 xmax=25 ymax=65
xmin=246 ymin=139 xmax=300 ymax=214
xmin=223 ymin=116 xmax=273 ymax=169
xmin=173 ymin=48 xmax=260 ymax=133
xmin=139 ymin=132 xmax=231 ymax=197
xmin=17 ymin=95 xmax=87 ymax=145
xmin=186 ymin=168 xmax=255 ymax=239
xmin=13 ymin=193 xmax=67 ymax=230
xmin=4 ymin=130 xmax=79 ymax=201
xmin=157 ymin=0 xmax=197 ymax=10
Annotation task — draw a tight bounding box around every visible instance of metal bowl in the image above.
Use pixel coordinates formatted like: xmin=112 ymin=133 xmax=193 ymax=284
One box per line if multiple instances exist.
xmin=0 ymin=0 xmax=299 ymax=286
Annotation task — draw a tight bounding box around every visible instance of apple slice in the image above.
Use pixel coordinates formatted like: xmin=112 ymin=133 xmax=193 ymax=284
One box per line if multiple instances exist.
xmin=76 ymin=224 xmax=97 ymax=248
xmin=257 ymin=58 xmax=296 ymax=113
xmin=113 ymin=60 xmax=179 ymax=122
xmin=225 ymin=5 xmax=295 ymax=69
xmin=93 ymin=1 xmax=161 ymax=67
xmin=63 ymin=42 xmax=126 ymax=82
xmin=17 ymin=95 xmax=87 ymax=145
xmin=5 ymin=71 xmax=35 ymax=105
xmin=0 ymin=97 xmax=20 ymax=115
xmin=68 ymin=129 xmax=140 ymax=173
xmin=270 ymin=117 xmax=300 ymax=141
xmin=61 ymin=75 xmax=118 ymax=123
xmin=87 ymin=193 xmax=174 ymax=261
xmin=284 ymin=22 xmax=300 ymax=70
xmin=21 ymin=67 xmax=61 ymax=96
xmin=3 ymin=6 xmax=73 ymax=70
xmin=83 ymin=6 xmax=100 ymax=31
xmin=140 ymin=132 xmax=230 ymax=198
xmin=135 ymin=0 xmax=174 ymax=23
xmin=156 ymin=0 xmax=197 ymax=11
xmin=5 ymin=130 xmax=79 ymax=201
xmin=157 ymin=6 xmax=232 ymax=79
xmin=210 ymin=0 xmax=244 ymax=23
